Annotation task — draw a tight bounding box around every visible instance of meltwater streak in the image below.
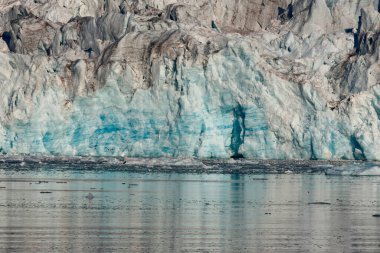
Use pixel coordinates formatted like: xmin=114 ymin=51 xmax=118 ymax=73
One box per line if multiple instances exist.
xmin=0 ymin=164 xmax=380 ymax=252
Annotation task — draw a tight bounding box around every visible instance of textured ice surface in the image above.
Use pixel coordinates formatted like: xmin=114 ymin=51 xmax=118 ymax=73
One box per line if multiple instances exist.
xmin=0 ymin=1 xmax=380 ymax=159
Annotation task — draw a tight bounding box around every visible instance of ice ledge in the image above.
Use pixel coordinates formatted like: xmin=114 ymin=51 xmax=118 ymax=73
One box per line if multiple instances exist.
xmin=0 ymin=155 xmax=379 ymax=175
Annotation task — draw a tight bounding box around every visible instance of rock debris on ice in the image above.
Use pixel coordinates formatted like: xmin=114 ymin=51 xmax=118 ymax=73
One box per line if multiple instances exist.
xmin=0 ymin=0 xmax=380 ymax=159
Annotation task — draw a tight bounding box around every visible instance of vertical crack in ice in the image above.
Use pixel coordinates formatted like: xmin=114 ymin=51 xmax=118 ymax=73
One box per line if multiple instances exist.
xmin=230 ymin=104 xmax=245 ymax=159
xmin=354 ymin=15 xmax=362 ymax=53
xmin=1 ymin=32 xmax=13 ymax=52
xmin=310 ymin=138 xmax=317 ymax=160
xmin=172 ymin=58 xmax=182 ymax=94
xmin=350 ymin=135 xmax=366 ymax=160
xmin=278 ymin=3 xmax=294 ymax=22
xmin=194 ymin=121 xmax=206 ymax=157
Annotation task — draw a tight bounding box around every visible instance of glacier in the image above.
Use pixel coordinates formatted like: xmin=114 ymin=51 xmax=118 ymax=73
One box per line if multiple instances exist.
xmin=0 ymin=0 xmax=380 ymax=159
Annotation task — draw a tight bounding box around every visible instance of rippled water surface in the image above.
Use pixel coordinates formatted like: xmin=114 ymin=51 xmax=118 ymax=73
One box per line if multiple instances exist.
xmin=0 ymin=163 xmax=380 ymax=252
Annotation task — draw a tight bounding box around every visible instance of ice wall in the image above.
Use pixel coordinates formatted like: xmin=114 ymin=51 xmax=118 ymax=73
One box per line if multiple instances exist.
xmin=0 ymin=0 xmax=380 ymax=159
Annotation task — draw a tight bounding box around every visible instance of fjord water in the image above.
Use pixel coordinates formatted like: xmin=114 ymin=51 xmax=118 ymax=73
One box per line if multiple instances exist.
xmin=0 ymin=164 xmax=380 ymax=252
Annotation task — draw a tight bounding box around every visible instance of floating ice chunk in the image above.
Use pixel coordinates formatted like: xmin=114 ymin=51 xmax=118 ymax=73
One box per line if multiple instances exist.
xmin=326 ymin=163 xmax=380 ymax=176
xmin=357 ymin=166 xmax=380 ymax=176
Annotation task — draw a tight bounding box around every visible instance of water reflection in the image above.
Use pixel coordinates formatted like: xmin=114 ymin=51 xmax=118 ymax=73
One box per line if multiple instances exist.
xmin=0 ymin=167 xmax=379 ymax=252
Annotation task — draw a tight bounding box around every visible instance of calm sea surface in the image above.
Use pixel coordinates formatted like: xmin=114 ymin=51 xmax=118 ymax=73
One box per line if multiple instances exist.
xmin=0 ymin=163 xmax=380 ymax=252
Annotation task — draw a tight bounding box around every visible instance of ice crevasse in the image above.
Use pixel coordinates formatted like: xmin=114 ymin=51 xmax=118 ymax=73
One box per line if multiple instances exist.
xmin=0 ymin=0 xmax=380 ymax=159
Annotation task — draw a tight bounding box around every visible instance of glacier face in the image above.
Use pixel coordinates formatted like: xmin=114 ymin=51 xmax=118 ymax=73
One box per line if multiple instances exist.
xmin=0 ymin=0 xmax=380 ymax=159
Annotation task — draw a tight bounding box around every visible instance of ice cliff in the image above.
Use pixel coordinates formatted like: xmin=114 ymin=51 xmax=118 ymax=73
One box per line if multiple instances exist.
xmin=0 ymin=0 xmax=380 ymax=159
